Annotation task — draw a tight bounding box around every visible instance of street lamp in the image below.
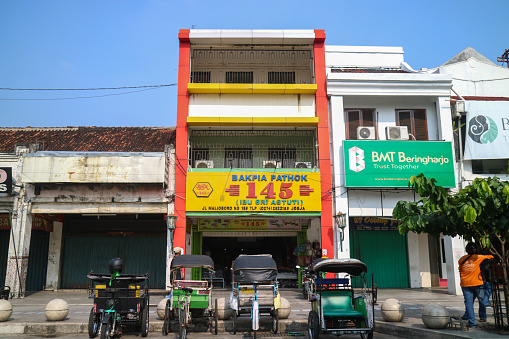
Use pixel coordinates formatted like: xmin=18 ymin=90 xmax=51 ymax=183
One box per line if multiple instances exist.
xmin=334 ymin=212 xmax=347 ymax=252
xmin=166 ymin=214 xmax=178 ymax=253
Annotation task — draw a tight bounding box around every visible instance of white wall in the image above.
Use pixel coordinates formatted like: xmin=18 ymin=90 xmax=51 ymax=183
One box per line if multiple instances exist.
xmin=326 ymin=46 xmax=404 ymax=69
xmin=189 ymin=94 xmax=316 ymax=118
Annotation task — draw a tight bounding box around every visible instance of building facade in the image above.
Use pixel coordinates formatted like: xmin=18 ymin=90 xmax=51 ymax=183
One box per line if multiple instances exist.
xmin=0 ymin=127 xmax=175 ymax=296
xmin=174 ymin=29 xmax=333 ymax=284
xmin=326 ymin=46 xmax=456 ymax=289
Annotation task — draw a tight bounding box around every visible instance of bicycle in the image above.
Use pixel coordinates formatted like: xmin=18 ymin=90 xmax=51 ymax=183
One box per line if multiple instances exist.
xmin=178 ymin=287 xmax=193 ymax=339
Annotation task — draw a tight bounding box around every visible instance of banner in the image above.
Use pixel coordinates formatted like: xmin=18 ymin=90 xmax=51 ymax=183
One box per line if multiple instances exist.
xmin=0 ymin=168 xmax=12 ymax=194
xmin=198 ymin=218 xmax=301 ymax=231
xmin=187 ymin=171 xmax=321 ymax=213
xmin=464 ymin=101 xmax=509 ymax=160
xmin=343 ymin=140 xmax=455 ymax=187
xmin=352 ymin=216 xmax=401 ymax=231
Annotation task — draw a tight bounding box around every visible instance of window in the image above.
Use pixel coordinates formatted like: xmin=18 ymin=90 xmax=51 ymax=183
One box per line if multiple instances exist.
xmin=224 ymin=148 xmax=252 ymax=168
xmin=268 ymin=148 xmax=297 ymax=168
xmin=190 ymin=71 xmax=210 ymax=83
xmin=472 ymin=159 xmax=509 ymax=174
xmin=268 ymin=72 xmax=296 ymax=84
xmin=226 ymin=72 xmax=253 ymax=84
xmin=396 ymin=109 xmax=428 ymax=140
xmin=345 ymin=109 xmax=376 ymax=140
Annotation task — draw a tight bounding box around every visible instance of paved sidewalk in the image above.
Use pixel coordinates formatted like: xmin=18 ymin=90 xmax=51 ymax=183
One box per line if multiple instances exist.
xmin=0 ymin=287 xmax=504 ymax=338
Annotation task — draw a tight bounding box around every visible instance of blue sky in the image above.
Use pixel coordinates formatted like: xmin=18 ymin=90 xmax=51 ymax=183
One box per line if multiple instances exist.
xmin=1 ymin=0 xmax=506 ymax=128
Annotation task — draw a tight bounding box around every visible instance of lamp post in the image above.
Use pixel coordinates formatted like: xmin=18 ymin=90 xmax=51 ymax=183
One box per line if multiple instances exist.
xmin=334 ymin=212 xmax=347 ymax=252
xmin=166 ymin=215 xmax=178 ymax=254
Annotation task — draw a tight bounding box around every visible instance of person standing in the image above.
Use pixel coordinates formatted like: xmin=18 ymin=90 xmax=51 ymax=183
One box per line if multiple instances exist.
xmin=172 ymin=247 xmax=183 ymax=282
xmin=458 ymin=242 xmax=493 ymax=327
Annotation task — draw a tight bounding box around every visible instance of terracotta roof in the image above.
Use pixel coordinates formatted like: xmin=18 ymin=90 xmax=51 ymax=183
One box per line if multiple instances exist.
xmin=331 ymin=68 xmax=409 ymax=73
xmin=0 ymin=126 xmax=175 ymax=153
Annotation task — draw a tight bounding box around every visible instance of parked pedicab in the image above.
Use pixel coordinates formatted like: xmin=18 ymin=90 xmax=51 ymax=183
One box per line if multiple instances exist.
xmin=307 ymin=258 xmax=375 ymax=339
xmin=87 ymin=258 xmax=150 ymax=339
xmin=229 ymin=254 xmax=280 ymax=338
xmin=162 ymin=254 xmax=218 ymax=338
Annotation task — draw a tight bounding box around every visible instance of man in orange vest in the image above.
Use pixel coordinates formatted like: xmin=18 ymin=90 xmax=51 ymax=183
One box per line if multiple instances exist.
xmin=458 ymin=243 xmax=494 ymax=328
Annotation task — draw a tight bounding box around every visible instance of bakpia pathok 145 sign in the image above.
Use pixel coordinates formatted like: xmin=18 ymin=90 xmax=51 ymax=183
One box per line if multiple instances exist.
xmin=343 ymin=140 xmax=455 ymax=188
xmin=187 ymin=172 xmax=321 ymax=212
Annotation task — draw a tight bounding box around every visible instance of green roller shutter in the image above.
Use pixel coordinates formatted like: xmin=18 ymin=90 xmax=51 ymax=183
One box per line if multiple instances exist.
xmin=61 ymin=236 xmax=166 ymax=289
xmin=26 ymin=232 xmax=50 ymax=291
xmin=191 ymin=230 xmax=203 ymax=280
xmin=350 ymin=228 xmax=409 ymax=288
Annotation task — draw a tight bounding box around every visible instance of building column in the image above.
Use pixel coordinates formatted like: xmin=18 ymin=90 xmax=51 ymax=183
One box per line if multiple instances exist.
xmin=45 ymin=221 xmax=63 ymax=290
xmin=5 ymin=197 xmax=32 ymax=298
xmin=444 ymin=235 xmax=464 ymax=295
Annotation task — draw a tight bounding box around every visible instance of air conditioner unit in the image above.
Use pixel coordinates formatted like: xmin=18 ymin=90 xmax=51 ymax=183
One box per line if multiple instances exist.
xmin=456 ymin=100 xmax=466 ymax=113
xmin=263 ymin=160 xmax=281 ymax=169
xmin=357 ymin=126 xmax=376 ymax=140
xmin=195 ymin=160 xmax=214 ymax=168
xmin=386 ymin=126 xmax=409 ymax=140
xmin=295 ymin=162 xmax=312 ymax=169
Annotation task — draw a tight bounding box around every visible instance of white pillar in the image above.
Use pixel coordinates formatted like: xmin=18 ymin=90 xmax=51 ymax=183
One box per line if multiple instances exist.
xmin=5 ymin=197 xmax=32 ymax=298
xmin=444 ymin=235 xmax=464 ymax=295
xmin=45 ymin=221 xmax=63 ymax=290
xmin=407 ymin=232 xmax=421 ymax=288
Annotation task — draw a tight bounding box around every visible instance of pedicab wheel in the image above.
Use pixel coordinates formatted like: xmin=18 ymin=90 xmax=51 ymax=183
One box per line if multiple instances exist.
xmin=179 ymin=308 xmax=187 ymax=339
xmin=214 ymin=299 xmax=218 ymax=335
xmin=272 ymin=308 xmax=279 ymax=334
xmin=162 ymin=299 xmax=171 ymax=336
xmin=88 ymin=308 xmax=100 ymax=338
xmin=308 ymin=310 xmax=320 ymax=339
xmin=360 ymin=329 xmax=373 ymax=339
xmin=232 ymin=310 xmax=237 ymax=334
xmin=100 ymin=317 xmax=112 ymax=339
xmin=141 ymin=305 xmax=149 ymax=337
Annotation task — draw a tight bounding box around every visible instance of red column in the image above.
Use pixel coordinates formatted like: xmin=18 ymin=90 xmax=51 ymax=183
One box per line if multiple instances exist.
xmin=174 ymin=29 xmax=190 ymax=252
xmin=314 ymin=30 xmax=334 ymax=259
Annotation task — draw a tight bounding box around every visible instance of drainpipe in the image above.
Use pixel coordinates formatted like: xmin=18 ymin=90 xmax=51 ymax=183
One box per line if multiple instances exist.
xmin=451 ymin=87 xmax=465 ymax=190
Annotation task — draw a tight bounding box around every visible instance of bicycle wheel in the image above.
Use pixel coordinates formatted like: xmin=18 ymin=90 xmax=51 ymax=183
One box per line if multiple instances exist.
xmin=308 ymin=310 xmax=320 ymax=339
xmin=162 ymin=299 xmax=171 ymax=336
xmin=88 ymin=308 xmax=100 ymax=338
xmin=272 ymin=308 xmax=279 ymax=334
xmin=179 ymin=307 xmax=187 ymax=339
xmin=214 ymin=299 xmax=218 ymax=335
xmin=100 ymin=318 xmax=112 ymax=339
xmin=232 ymin=310 xmax=237 ymax=334
xmin=140 ymin=305 xmax=149 ymax=337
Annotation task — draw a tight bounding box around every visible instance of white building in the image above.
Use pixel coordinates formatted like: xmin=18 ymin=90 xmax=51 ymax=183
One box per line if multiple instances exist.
xmin=326 ymin=46 xmax=457 ymax=290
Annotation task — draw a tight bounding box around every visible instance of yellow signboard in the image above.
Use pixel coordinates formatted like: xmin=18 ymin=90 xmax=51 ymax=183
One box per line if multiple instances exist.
xmin=187 ymin=172 xmax=321 ymax=213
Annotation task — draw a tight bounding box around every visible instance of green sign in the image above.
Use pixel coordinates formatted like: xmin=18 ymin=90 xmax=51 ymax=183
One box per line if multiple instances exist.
xmin=343 ymin=140 xmax=455 ymax=188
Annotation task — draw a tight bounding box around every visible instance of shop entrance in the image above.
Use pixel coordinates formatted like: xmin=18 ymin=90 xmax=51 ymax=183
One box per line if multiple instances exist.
xmin=202 ymin=236 xmax=298 ymax=287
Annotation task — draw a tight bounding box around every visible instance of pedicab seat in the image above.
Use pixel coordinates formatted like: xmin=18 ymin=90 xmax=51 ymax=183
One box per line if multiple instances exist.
xmin=320 ymin=290 xmax=365 ymax=319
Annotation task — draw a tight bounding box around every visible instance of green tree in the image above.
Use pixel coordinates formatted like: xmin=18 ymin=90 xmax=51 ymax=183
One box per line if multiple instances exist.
xmin=393 ymin=174 xmax=509 ymax=324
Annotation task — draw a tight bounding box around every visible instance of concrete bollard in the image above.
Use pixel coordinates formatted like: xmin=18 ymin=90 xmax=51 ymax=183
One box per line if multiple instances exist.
xmin=277 ymin=297 xmax=291 ymax=319
xmin=422 ymin=302 xmax=450 ymax=329
xmin=0 ymin=300 xmax=12 ymax=322
xmin=157 ymin=299 xmax=168 ymax=319
xmin=45 ymin=299 xmax=69 ymax=321
xmin=216 ymin=298 xmax=234 ymax=320
xmin=381 ymin=298 xmax=405 ymax=322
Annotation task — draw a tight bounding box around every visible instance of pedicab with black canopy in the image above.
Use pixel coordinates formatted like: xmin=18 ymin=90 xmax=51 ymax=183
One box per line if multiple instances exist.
xmin=229 ymin=254 xmax=280 ymax=338
xmin=162 ymin=254 xmax=217 ymax=338
xmin=307 ymin=258 xmax=375 ymax=339
xmin=87 ymin=258 xmax=150 ymax=339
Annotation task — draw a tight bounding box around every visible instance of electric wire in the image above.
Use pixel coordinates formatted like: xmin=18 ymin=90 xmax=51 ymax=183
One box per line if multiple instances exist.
xmin=0 ymin=87 xmax=160 ymax=101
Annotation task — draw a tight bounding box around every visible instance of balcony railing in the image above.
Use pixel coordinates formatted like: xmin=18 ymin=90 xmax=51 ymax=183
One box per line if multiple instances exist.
xmin=190 ymin=130 xmax=316 ymax=169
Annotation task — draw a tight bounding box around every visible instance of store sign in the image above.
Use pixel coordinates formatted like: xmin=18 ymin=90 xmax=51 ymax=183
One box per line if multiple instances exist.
xmin=0 ymin=167 xmax=12 ymax=193
xmin=187 ymin=171 xmax=321 ymax=212
xmin=353 ymin=216 xmax=401 ymax=231
xmin=198 ymin=218 xmax=301 ymax=231
xmin=343 ymin=140 xmax=455 ymax=188
xmin=464 ymin=102 xmax=509 ymax=160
